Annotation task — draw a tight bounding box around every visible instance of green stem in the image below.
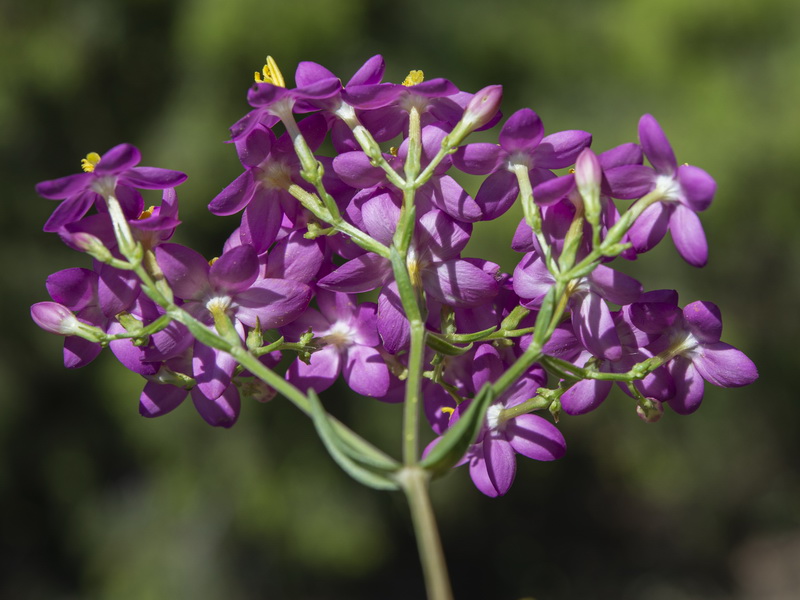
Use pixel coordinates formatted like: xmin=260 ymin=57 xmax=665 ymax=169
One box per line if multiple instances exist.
xmin=398 ymin=466 xmax=454 ymax=600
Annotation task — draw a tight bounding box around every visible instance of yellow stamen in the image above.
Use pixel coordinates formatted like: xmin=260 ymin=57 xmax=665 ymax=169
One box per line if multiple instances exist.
xmin=389 ymin=146 xmax=398 ymax=157
xmin=402 ymin=70 xmax=425 ymax=87
xmin=441 ymin=406 xmax=455 ymax=416
xmin=81 ymin=152 xmax=102 ymax=173
xmin=254 ymin=55 xmax=286 ymax=87
xmin=138 ymin=206 xmax=156 ymax=220
xmin=208 ymin=257 xmax=219 ymax=266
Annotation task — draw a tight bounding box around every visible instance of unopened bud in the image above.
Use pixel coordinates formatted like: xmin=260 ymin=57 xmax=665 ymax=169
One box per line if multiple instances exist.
xmin=67 ymin=232 xmax=114 ymax=262
xmin=636 ymin=397 xmax=664 ymax=423
xmin=462 ymin=85 xmax=503 ymax=132
xmin=446 ymin=85 xmax=503 ymax=148
xmin=31 ymin=302 xmax=80 ymax=335
xmin=575 ymin=148 xmax=602 ymax=221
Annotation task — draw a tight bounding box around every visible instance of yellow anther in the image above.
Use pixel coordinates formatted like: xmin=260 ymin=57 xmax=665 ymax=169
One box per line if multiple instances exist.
xmin=81 ymin=152 xmax=102 ymax=173
xmin=402 ymin=70 xmax=425 ymax=87
xmin=254 ymin=55 xmax=286 ymax=87
xmin=208 ymin=257 xmax=219 ymax=266
xmin=389 ymin=146 xmax=398 ymax=156
xmin=441 ymin=406 xmax=455 ymax=416
xmin=138 ymin=206 xmax=156 ymax=220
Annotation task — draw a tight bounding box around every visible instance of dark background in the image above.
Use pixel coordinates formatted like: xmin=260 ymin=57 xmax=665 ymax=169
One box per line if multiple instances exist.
xmin=2 ymin=0 xmax=798 ymax=598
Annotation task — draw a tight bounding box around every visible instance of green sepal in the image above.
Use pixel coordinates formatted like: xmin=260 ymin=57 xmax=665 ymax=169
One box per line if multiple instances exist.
xmin=448 ymin=326 xmax=498 ymax=343
xmin=426 ymin=333 xmax=473 ymax=356
xmin=419 ymin=383 xmax=496 ymax=479
xmin=307 ymin=390 xmax=400 ymax=490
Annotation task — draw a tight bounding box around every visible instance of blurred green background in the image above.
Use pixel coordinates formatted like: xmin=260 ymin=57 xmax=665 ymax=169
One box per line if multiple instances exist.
xmin=2 ymin=0 xmax=799 ymax=598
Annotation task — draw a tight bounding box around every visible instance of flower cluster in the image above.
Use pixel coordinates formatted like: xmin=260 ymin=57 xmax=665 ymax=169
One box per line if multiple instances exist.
xmin=31 ymin=55 xmax=757 ymax=496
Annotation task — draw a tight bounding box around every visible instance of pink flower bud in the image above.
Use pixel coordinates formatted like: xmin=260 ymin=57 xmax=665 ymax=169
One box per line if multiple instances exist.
xmin=636 ymin=397 xmax=664 ymax=423
xmin=463 ymin=85 xmax=503 ymax=131
xmin=575 ymin=148 xmax=602 ymax=214
xmin=31 ymin=302 xmax=80 ymax=335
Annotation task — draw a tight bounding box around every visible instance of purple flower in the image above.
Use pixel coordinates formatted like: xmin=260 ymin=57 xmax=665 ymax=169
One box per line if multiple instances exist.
xmin=426 ymin=344 xmax=565 ymax=497
xmin=453 ymin=108 xmax=592 ymax=220
xmin=607 ymin=115 xmax=716 ymax=266
xmin=35 ymin=144 xmax=187 ymax=232
xmin=513 ymin=251 xmax=642 ymax=361
xmin=156 ymin=242 xmax=312 ymax=399
xmin=631 ymin=297 xmax=758 ymax=414
xmin=282 ymin=291 xmax=390 ymax=398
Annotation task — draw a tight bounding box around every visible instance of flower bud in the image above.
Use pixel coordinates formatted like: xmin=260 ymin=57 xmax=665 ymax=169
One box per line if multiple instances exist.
xmin=575 ymin=148 xmax=602 ymax=220
xmin=31 ymin=302 xmax=80 ymax=335
xmin=636 ymin=397 xmax=664 ymax=423
xmin=462 ymin=85 xmax=503 ymax=132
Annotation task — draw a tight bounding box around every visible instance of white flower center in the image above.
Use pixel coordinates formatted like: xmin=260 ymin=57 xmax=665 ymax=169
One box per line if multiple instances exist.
xmin=322 ymin=320 xmax=357 ymax=349
xmin=654 ymin=174 xmax=682 ymax=202
xmin=486 ymin=404 xmax=504 ymax=432
xmin=206 ymin=295 xmax=233 ymax=316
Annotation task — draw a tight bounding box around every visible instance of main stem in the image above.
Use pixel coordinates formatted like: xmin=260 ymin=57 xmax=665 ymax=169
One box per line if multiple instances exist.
xmin=399 ymin=467 xmax=454 ymax=600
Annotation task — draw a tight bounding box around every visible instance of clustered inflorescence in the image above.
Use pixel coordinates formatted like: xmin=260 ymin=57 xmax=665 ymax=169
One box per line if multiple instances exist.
xmin=31 ymin=55 xmax=757 ymax=497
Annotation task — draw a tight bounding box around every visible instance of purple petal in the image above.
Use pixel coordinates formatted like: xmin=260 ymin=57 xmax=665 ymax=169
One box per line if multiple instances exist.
xmin=46 ymin=268 xmax=97 ymax=310
xmin=208 ymin=171 xmax=255 ymax=216
xmin=473 ymin=169 xmax=519 ymax=220
xmin=499 ymin=108 xmax=544 ymax=152
xmin=419 ymin=175 xmax=483 ymax=223
xmin=533 ymin=130 xmax=593 ymax=169
xmin=599 ymin=143 xmax=643 ymax=169
xmin=97 ymin=263 xmax=140 ymax=317
xmin=669 ymin=204 xmax=708 ymax=267
xmin=361 ymin=192 xmax=400 ymax=246
xmin=209 ymin=244 xmax=259 ymax=293
xmin=191 ymin=384 xmax=240 ymax=428
xmin=344 ymin=345 xmax=390 ymax=397
xmin=628 ymin=201 xmax=671 ymax=253
xmin=572 ymin=291 xmax=622 ymax=361
xmin=423 ymin=259 xmax=499 ymax=307
xmin=235 ymin=125 xmax=274 ymax=167
xmin=287 ymin=346 xmax=341 ymax=394
xmin=318 ymin=254 xmax=391 ymax=293
xmin=121 ymin=167 xmax=187 ymax=190
xmin=588 ymin=264 xmax=642 ymax=306
xmin=638 ymin=114 xmax=677 ymax=175
xmin=235 ymin=279 xmax=312 ymax=329
xmin=348 ymin=55 xmax=385 ymax=86
xmin=140 ymin=382 xmax=186 ymax=418
xmin=94 ymin=144 xmax=141 ymax=174
xmin=332 ymin=150 xmax=387 ymax=188
xmin=533 ymin=174 xmax=575 ymax=207
xmin=666 ymin=355 xmax=705 ymax=414
xmin=512 ymin=252 xmax=554 ymax=306
xmin=560 ymin=377 xmax=612 ymax=415
xmin=483 ymin=437 xmax=516 ymax=496
xmin=294 ymin=61 xmax=338 ymax=87
xmin=377 ymin=284 xmax=410 ymax=353
xmin=692 ymin=342 xmax=758 ymax=388
xmin=192 ymin=341 xmax=237 ymax=400
xmin=156 ymin=243 xmax=210 ymax=300
xmin=263 ymin=230 xmax=323 ymax=283
xmin=507 ymin=414 xmax=567 ymax=459
xmin=451 ymin=143 xmax=502 ymax=175
xmin=416 ymin=209 xmax=472 ymax=261
xmin=36 ymin=172 xmax=92 ymax=200
xmin=239 ymin=189 xmax=282 ymax=254
xmin=683 ymin=301 xmax=722 ymax=343
xmin=603 ymin=164 xmax=656 ymax=200
xmin=42 ymin=190 xmax=96 ymax=232
xmin=677 ymin=165 xmax=715 ymax=212
xmin=63 ymin=335 xmax=102 ymax=369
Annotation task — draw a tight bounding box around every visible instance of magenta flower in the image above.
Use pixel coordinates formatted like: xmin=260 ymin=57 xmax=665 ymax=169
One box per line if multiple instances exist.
xmin=606 ymin=115 xmax=716 ymax=266
xmin=282 ymin=291 xmax=390 ymax=398
xmin=35 ymin=144 xmax=187 ymax=232
xmin=453 ymin=108 xmax=592 ymax=220
xmin=426 ymin=344 xmax=566 ymax=497
xmin=631 ymin=296 xmax=758 ymax=414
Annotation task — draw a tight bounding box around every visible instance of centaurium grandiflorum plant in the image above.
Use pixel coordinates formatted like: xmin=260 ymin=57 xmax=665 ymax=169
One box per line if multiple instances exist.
xmin=31 ymin=55 xmax=758 ymax=600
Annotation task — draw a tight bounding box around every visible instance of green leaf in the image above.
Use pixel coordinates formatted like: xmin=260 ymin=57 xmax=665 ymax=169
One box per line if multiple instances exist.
xmin=307 ymin=390 xmax=400 ymax=491
xmin=426 ymin=333 xmax=473 ymax=356
xmin=419 ymin=384 xmax=496 ymax=479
